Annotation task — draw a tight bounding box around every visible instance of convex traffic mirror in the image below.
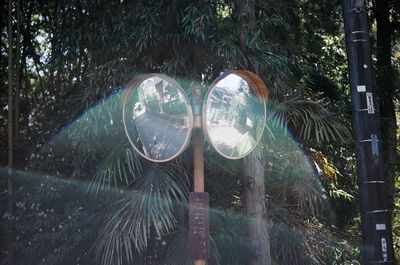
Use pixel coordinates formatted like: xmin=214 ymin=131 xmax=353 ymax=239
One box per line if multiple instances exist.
xmin=122 ymin=74 xmax=193 ymax=162
xmin=203 ymin=71 xmax=268 ymax=159
xmin=122 ymin=70 xmax=268 ymax=162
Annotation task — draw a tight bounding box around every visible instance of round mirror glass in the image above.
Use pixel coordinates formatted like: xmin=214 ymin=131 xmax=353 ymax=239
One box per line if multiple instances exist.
xmin=203 ymin=71 xmax=267 ymax=159
xmin=123 ymin=74 xmax=193 ymax=162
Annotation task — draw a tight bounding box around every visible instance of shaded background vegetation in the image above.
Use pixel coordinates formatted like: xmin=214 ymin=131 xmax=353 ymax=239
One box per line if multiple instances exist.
xmin=0 ymin=0 xmax=399 ymax=264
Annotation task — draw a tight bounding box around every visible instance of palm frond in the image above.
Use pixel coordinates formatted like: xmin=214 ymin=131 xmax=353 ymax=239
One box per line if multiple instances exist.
xmin=163 ymin=226 xmax=221 ymax=265
xmin=210 ymin=208 xmax=257 ymax=265
xmin=268 ymin=95 xmax=352 ymax=144
xmin=163 ymin=227 xmax=191 ymax=265
xmin=89 ymin=145 xmax=143 ymax=194
xmin=291 ymin=178 xmax=325 ymax=216
xmin=95 ymin=164 xmax=189 ymax=265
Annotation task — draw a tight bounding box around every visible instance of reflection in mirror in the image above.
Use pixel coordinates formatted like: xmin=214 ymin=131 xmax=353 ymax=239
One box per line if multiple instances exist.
xmin=123 ymin=74 xmax=192 ymax=162
xmin=204 ymin=72 xmax=267 ymax=159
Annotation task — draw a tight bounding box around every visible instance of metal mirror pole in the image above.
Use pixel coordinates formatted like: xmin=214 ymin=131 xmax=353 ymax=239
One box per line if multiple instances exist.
xmin=193 ymin=87 xmax=204 ymax=193
xmin=190 ymin=87 xmax=209 ymax=265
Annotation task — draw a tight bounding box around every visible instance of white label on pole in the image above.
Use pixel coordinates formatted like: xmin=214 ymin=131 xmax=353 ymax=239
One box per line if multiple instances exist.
xmin=366 ymin=92 xmax=374 ymax=114
xmin=371 ymin=134 xmax=379 ymax=157
xmin=381 ymin=238 xmax=388 ymax=261
xmin=357 ymin=85 xmax=366 ymax=92
xmin=376 ymin=224 xmax=386 ymax=230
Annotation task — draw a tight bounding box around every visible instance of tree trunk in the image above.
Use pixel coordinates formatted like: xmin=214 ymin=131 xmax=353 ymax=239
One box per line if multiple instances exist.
xmin=15 ymin=0 xmax=21 ymax=144
xmin=375 ymin=0 xmax=397 ymax=212
xmin=243 ymin=147 xmax=271 ymax=265
xmin=238 ymin=0 xmax=259 ymax=73
xmin=7 ymin=0 xmax=13 ymax=170
xmin=238 ymin=1 xmax=271 ymax=264
xmin=7 ymin=0 xmax=14 ymax=264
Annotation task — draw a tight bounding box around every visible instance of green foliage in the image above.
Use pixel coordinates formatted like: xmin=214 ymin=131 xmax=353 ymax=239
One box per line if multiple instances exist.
xmin=1 ymin=0 xmax=397 ymax=264
xmin=0 ymin=170 xmax=105 ymax=265
xmin=209 ymin=209 xmax=254 ymax=265
xmin=95 ymin=164 xmax=189 ymax=264
xmin=268 ymin=95 xmax=352 ymax=144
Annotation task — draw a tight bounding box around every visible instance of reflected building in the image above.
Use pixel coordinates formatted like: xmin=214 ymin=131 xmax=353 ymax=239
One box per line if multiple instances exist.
xmin=204 ymin=73 xmax=265 ymax=159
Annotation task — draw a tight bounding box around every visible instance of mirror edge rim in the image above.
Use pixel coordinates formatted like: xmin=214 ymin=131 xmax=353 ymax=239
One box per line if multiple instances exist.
xmin=122 ymin=73 xmax=194 ymax=163
xmin=202 ymin=70 xmax=268 ymax=160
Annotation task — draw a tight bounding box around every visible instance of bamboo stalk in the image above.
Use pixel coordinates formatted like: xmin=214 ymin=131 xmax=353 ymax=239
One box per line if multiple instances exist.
xmin=7 ymin=0 xmax=14 ymax=264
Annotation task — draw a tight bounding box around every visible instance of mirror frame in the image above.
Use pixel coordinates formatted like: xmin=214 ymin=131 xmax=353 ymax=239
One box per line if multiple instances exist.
xmin=202 ymin=70 xmax=269 ymax=159
xmin=122 ymin=73 xmax=193 ymax=163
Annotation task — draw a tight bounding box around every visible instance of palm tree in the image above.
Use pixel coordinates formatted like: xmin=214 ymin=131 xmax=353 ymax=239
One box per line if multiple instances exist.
xmin=51 ymin=71 xmax=351 ymax=265
xmin=16 ymin=1 xmax=356 ymax=264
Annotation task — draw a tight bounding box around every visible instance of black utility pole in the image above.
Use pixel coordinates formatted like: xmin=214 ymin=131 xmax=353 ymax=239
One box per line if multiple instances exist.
xmin=342 ymin=0 xmax=394 ymax=264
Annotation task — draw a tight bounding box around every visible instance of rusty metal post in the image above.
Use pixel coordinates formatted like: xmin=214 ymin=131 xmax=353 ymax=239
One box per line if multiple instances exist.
xmin=190 ymin=87 xmax=209 ymax=265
